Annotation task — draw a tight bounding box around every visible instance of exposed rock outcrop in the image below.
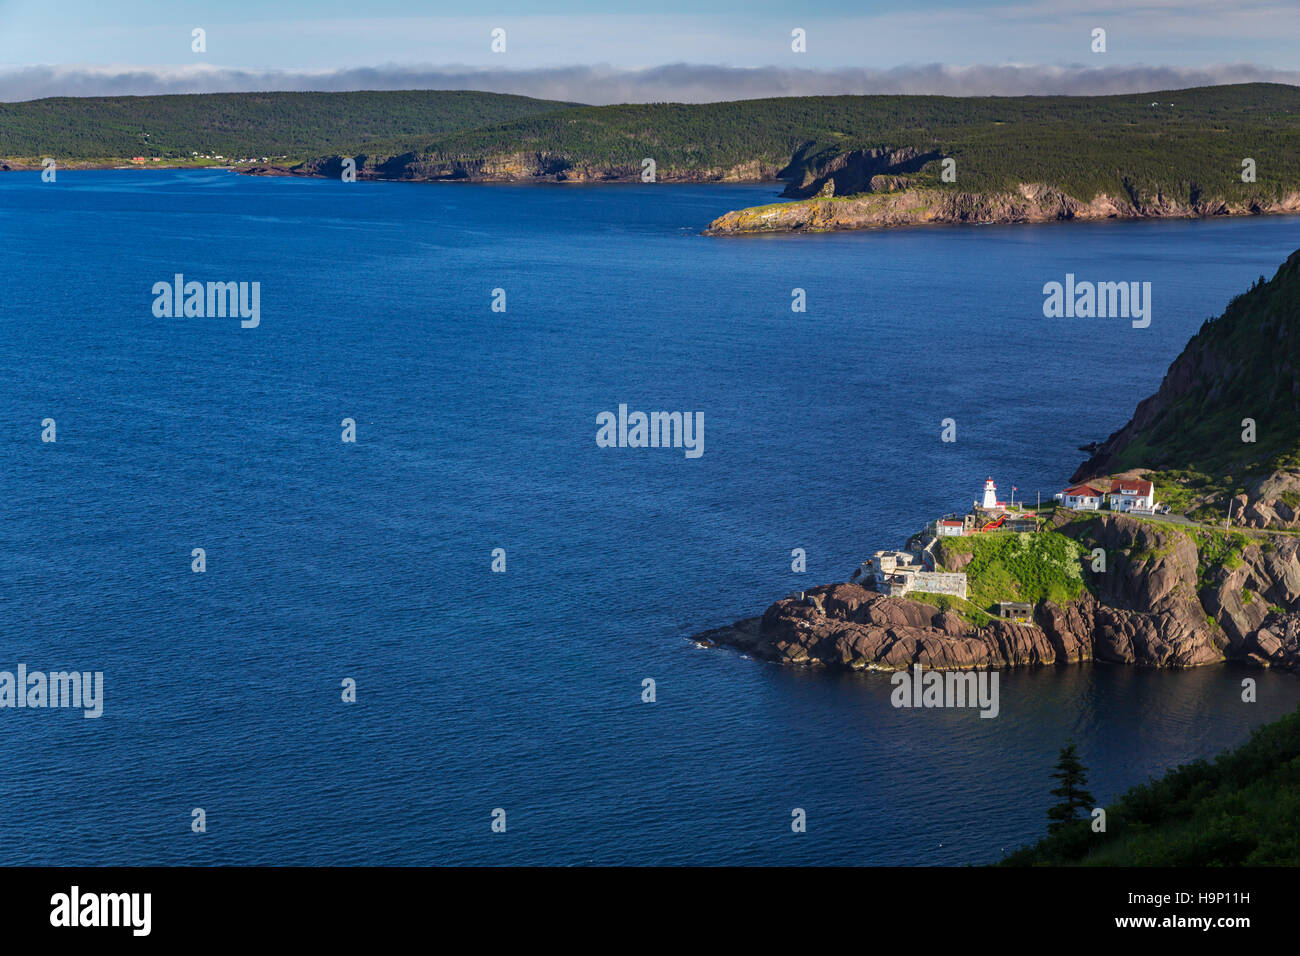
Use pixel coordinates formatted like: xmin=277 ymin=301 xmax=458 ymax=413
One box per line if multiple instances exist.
xmin=249 ymin=152 xmax=786 ymax=184
xmin=698 ymin=582 xmax=1080 ymax=670
xmin=704 ymin=184 xmax=1300 ymax=235
xmin=697 ymin=514 xmax=1300 ymax=671
xmin=777 ymin=147 xmax=941 ymax=199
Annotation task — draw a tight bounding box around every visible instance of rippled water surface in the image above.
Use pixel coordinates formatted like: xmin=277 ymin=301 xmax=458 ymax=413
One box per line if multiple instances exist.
xmin=2 ymin=170 xmax=1298 ymax=864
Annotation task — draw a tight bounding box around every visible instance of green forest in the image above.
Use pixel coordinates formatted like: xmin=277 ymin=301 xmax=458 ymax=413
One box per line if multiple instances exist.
xmin=0 ymin=89 xmax=572 ymax=160
xmin=5 ymin=83 xmax=1300 ymax=202
xmin=406 ymin=83 xmax=1300 ymax=198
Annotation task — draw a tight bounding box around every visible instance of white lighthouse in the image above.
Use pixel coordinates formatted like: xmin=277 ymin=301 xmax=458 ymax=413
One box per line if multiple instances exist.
xmin=981 ymin=477 xmax=998 ymax=510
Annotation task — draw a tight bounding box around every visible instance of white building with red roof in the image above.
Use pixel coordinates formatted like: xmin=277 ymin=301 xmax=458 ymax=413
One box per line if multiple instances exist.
xmin=1109 ymin=477 xmax=1155 ymax=512
xmin=1057 ymin=483 xmax=1106 ymax=510
xmin=1055 ymin=477 xmax=1156 ymax=512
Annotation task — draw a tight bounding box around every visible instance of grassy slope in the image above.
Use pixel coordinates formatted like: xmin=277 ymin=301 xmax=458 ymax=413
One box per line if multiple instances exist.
xmin=0 ymin=90 xmax=574 ymax=161
xmin=905 ymin=590 xmax=998 ymax=627
xmin=934 ymin=530 xmax=1091 ymax=613
xmin=1003 ymin=706 xmax=1300 ymax=865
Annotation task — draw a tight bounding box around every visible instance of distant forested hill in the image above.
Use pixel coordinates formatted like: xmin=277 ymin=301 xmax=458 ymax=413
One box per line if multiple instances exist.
xmin=0 ymin=90 xmax=574 ymax=159
xmin=7 ymin=83 xmax=1300 ymax=209
xmin=393 ymin=83 xmax=1300 ymax=198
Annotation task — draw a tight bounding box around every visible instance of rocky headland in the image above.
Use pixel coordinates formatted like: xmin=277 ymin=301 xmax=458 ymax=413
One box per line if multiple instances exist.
xmin=697 ymin=512 xmax=1300 ymax=672
xmin=703 ymin=182 xmax=1300 ymax=235
xmin=1074 ymin=250 xmax=1300 ymax=532
xmin=695 ymin=249 xmax=1300 ymax=673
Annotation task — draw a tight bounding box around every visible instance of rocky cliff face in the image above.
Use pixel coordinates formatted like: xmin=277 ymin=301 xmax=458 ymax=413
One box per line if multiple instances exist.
xmin=248 ymin=152 xmax=786 ymax=184
xmin=705 ymin=184 xmax=1300 ymax=235
xmin=777 ymin=147 xmax=942 ymax=199
xmin=697 ymin=514 xmax=1300 ymax=671
xmin=697 ymin=584 xmax=1089 ymax=670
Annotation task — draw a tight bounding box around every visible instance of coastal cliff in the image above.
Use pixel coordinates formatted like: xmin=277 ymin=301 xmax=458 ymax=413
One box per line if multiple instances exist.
xmin=12 ymin=84 xmax=1300 ymax=235
xmin=247 ymin=152 xmax=784 ymax=184
xmin=698 ymin=513 xmax=1300 ymax=672
xmin=225 ymin=84 xmax=1300 ymax=231
xmin=704 ymin=183 xmax=1300 ymax=235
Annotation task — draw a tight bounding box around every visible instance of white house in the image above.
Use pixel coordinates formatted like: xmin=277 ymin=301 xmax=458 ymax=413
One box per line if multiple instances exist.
xmin=1058 ymin=483 xmax=1105 ymax=510
xmin=1109 ymin=478 xmax=1155 ymax=512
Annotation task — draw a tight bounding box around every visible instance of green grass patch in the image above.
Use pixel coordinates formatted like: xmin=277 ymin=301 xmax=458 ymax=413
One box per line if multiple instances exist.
xmin=1190 ymin=527 xmax=1250 ymax=587
xmin=905 ymin=591 xmax=996 ymax=628
xmin=1144 ymin=467 xmax=1244 ymax=518
xmin=938 ymin=530 xmax=1089 ymax=614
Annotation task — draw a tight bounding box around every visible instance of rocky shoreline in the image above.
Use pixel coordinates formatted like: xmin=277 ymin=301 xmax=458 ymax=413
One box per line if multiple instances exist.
xmin=238 ymin=159 xmax=1300 ymax=238
xmin=13 ymin=159 xmax=1299 ymax=239
xmin=240 ymin=154 xmax=785 ymax=185
xmin=693 ymin=513 xmax=1300 ymax=673
xmin=703 ymin=184 xmax=1300 ymax=235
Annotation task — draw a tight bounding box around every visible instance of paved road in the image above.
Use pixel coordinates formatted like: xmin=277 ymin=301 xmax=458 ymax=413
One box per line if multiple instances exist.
xmin=1089 ymin=508 xmax=1288 ymax=539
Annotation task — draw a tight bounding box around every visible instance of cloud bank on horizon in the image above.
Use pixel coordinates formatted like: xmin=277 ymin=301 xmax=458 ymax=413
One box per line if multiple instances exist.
xmin=3 ymin=62 xmax=1300 ymax=104
xmin=0 ymin=0 xmax=1297 ymax=102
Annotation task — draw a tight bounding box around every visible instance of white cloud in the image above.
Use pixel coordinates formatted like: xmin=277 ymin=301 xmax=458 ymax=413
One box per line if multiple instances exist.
xmin=2 ymin=61 xmax=1299 ymax=104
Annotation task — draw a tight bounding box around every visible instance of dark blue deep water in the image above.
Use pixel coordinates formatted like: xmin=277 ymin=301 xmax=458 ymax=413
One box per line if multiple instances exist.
xmin=2 ymin=170 xmax=1299 ymax=865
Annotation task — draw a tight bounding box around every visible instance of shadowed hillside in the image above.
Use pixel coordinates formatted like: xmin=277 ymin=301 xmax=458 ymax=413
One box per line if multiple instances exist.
xmin=1003 ymin=706 xmax=1300 ymax=865
xmin=1075 ymin=248 xmax=1300 ymax=528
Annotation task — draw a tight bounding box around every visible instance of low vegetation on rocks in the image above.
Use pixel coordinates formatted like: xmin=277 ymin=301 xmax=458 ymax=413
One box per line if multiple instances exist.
xmin=698 ymin=510 xmax=1300 ymax=672
xmin=935 ymin=530 xmax=1091 ymax=613
xmin=1004 ymin=706 xmax=1300 ymax=865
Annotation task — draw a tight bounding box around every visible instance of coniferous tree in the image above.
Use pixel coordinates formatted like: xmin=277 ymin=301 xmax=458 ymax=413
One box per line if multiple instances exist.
xmin=1047 ymin=741 xmax=1097 ymax=833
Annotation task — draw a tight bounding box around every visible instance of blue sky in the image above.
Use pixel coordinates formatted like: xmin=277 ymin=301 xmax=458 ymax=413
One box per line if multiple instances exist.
xmin=4 ymin=0 xmax=1299 ymax=69
xmin=1 ymin=0 xmax=1298 ymax=100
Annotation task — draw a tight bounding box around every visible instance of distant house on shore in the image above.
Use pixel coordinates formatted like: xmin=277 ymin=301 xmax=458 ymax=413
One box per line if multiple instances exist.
xmin=1057 ymin=483 xmax=1105 ymax=510
xmin=1109 ymin=478 xmax=1155 ymax=512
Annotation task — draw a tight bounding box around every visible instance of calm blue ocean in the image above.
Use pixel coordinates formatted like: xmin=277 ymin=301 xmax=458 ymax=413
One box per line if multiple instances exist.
xmin=1 ymin=170 xmax=1298 ymax=865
